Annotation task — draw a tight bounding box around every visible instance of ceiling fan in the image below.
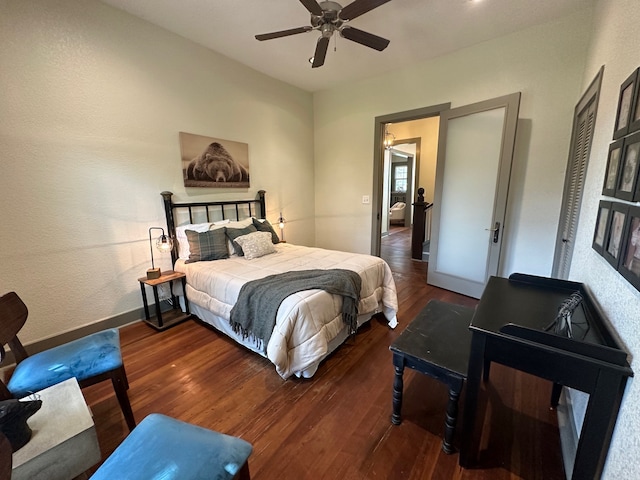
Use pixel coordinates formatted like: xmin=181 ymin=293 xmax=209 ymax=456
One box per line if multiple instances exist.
xmin=255 ymin=0 xmax=391 ymax=68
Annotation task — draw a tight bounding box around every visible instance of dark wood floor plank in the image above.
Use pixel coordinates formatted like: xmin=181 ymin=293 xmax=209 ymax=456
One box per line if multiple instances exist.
xmin=81 ymin=226 xmax=564 ymax=479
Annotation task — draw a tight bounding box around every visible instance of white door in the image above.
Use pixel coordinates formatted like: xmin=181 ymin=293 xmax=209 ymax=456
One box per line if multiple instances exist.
xmin=427 ymin=93 xmax=520 ymax=298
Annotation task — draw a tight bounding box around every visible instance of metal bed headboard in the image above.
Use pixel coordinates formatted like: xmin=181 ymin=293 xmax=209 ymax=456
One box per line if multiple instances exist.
xmin=161 ymin=190 xmax=266 ymax=265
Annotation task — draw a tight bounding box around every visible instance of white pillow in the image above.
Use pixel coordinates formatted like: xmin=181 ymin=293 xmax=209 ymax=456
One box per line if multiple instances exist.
xmin=175 ymin=223 xmax=212 ymax=260
xmin=225 ymin=218 xmax=254 ymax=229
xmin=233 ymin=231 xmax=276 ymax=260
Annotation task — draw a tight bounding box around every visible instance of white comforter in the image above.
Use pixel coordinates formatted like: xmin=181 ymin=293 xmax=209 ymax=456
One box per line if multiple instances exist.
xmin=175 ymin=242 xmax=398 ymax=378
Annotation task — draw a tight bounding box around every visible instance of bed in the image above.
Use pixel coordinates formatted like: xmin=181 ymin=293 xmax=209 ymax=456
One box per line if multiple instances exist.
xmin=161 ymin=191 xmax=398 ymax=379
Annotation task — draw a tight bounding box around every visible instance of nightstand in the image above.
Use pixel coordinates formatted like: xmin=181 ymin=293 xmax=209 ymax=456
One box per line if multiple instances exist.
xmin=138 ymin=270 xmax=191 ymax=330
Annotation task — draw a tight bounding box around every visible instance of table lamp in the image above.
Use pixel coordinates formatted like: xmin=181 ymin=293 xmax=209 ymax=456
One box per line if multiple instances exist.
xmin=278 ymin=212 xmax=286 ymax=242
xmin=147 ymin=227 xmax=173 ymax=279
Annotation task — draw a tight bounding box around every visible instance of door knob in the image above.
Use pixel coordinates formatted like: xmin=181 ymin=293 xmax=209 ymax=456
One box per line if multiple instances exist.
xmin=485 ymin=222 xmax=501 ymax=243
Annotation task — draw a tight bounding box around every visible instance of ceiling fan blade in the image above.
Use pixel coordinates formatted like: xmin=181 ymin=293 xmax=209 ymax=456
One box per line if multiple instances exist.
xmin=312 ymin=36 xmax=330 ymax=68
xmin=339 ymin=0 xmax=392 ymax=21
xmin=299 ymin=0 xmax=324 ymax=16
xmin=256 ymin=26 xmax=312 ymax=41
xmin=340 ymin=26 xmax=390 ymax=51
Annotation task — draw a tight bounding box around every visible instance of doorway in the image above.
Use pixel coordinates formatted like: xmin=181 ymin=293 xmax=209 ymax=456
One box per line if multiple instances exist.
xmin=373 ymin=93 xmax=520 ymax=299
xmin=384 ymin=143 xmax=416 ymax=232
xmin=372 ymin=105 xmax=449 ymax=257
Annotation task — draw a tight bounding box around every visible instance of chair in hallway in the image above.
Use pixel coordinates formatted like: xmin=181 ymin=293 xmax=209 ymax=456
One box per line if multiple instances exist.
xmin=389 ymin=202 xmax=406 ymax=225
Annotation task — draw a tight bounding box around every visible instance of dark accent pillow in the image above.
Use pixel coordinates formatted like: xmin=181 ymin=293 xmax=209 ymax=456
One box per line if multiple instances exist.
xmin=185 ymin=228 xmax=229 ymax=263
xmin=252 ymin=218 xmax=280 ymax=244
xmin=224 ymin=225 xmax=258 ymax=256
xmin=0 ymin=398 xmax=42 ymax=452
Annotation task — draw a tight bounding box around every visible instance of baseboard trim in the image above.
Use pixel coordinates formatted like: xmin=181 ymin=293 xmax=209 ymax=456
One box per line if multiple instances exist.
xmin=557 ymin=389 xmax=578 ymax=479
xmin=1 ymin=307 xmax=145 ymax=367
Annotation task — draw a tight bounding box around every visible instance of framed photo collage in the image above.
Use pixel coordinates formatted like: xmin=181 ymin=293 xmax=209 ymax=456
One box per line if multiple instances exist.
xmin=594 ymin=67 xmax=640 ymax=291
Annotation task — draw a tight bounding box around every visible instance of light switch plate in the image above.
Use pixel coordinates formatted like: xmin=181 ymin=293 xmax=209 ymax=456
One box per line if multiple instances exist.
xmin=362 ymin=195 xmax=370 ymax=204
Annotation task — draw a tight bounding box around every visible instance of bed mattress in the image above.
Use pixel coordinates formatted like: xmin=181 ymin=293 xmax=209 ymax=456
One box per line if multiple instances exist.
xmin=175 ymin=242 xmax=398 ymax=378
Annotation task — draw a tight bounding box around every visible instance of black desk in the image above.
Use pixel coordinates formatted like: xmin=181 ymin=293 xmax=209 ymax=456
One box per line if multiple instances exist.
xmin=459 ymin=274 xmax=633 ymax=479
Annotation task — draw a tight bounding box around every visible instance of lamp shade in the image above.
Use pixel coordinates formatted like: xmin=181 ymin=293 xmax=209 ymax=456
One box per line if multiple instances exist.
xmin=147 ymin=227 xmax=173 ymax=279
xmin=156 ymin=235 xmax=173 ymax=253
xmin=277 ymin=213 xmax=286 ymax=242
xmin=383 ymin=124 xmax=395 ymax=150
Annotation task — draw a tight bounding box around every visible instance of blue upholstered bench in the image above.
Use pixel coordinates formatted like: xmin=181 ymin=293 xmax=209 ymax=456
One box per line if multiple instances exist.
xmin=91 ymin=414 xmax=253 ymax=480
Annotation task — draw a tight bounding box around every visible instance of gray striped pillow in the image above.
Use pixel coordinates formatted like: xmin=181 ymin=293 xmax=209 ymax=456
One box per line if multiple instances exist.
xmin=184 ymin=228 xmax=229 ymax=263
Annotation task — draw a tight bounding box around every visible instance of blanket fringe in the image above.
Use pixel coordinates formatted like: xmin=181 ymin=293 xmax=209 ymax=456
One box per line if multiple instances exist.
xmin=230 ymin=322 xmax=264 ymax=352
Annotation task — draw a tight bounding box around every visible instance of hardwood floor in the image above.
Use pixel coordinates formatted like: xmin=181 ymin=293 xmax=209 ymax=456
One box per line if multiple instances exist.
xmin=83 ymin=227 xmax=565 ymax=479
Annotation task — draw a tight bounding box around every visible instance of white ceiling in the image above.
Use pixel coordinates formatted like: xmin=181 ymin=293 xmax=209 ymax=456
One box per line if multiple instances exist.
xmin=99 ymin=0 xmax=594 ymax=92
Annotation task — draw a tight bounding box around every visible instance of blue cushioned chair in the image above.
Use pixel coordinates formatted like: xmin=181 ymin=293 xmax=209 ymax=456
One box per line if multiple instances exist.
xmin=91 ymin=414 xmax=253 ymax=480
xmin=0 ymin=292 xmax=136 ymax=431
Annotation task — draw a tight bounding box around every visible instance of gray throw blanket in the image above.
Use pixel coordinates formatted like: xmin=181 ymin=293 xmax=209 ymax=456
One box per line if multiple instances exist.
xmin=229 ymin=269 xmax=362 ymax=352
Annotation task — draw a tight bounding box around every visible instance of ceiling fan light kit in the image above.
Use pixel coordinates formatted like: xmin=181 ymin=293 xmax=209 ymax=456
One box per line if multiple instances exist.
xmin=255 ymin=0 xmax=391 ymax=68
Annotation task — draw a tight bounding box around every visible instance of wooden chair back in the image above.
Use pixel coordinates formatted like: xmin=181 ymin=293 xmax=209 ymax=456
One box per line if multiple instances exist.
xmin=0 ymin=292 xmax=30 ymax=365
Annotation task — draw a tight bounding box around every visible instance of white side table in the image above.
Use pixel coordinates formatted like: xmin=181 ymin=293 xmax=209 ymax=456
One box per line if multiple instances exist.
xmin=12 ymin=378 xmax=101 ymax=480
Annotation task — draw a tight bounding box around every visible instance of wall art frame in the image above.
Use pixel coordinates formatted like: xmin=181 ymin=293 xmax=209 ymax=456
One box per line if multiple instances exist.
xmin=603 ymin=202 xmax=629 ymax=269
xmin=627 ymin=67 xmax=640 ymax=135
xmin=613 ymin=69 xmax=637 ymax=140
xmin=592 ymin=200 xmax=612 ymax=255
xmin=179 ymin=132 xmax=250 ymax=188
xmin=602 ymin=139 xmax=624 ymax=196
xmin=615 ymin=131 xmax=640 ymax=201
xmin=618 ymin=205 xmax=640 ymax=291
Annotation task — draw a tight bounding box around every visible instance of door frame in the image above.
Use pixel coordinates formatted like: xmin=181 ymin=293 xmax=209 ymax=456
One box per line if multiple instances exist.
xmin=372 ymin=103 xmax=450 ymax=256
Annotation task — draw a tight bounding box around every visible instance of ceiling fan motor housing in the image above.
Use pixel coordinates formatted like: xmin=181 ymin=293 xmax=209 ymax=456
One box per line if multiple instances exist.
xmin=311 ymin=1 xmax=344 ymax=29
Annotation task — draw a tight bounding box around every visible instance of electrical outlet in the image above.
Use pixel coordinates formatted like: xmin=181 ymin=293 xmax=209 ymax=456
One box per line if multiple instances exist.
xmin=362 ymin=195 xmax=370 ymax=204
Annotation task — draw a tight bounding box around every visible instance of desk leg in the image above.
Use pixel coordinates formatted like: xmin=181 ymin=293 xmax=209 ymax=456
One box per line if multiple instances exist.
xmin=483 ymin=358 xmax=491 ymax=382
xmin=572 ymin=371 xmax=628 ymax=479
xmin=550 ymin=383 xmax=562 ymax=408
xmin=459 ymin=333 xmax=486 ymax=468
xmin=391 ymin=357 xmax=404 ymax=426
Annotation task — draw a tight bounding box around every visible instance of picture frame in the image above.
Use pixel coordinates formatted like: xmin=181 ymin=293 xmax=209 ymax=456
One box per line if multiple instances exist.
xmin=602 ymin=139 xmax=624 ymax=197
xmin=179 ymin=132 xmax=250 ymax=188
xmin=628 ymin=67 xmax=640 ymax=134
xmin=613 ymin=69 xmax=637 ymax=140
xmin=592 ymin=200 xmax=612 ymax=255
xmin=603 ymin=202 xmax=629 ymax=269
xmin=615 ymin=131 xmax=640 ymax=201
xmin=618 ymin=205 xmax=640 ymax=291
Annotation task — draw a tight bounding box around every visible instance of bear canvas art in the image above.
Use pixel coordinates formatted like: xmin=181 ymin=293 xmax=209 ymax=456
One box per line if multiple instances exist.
xmin=180 ymin=132 xmax=250 ymax=188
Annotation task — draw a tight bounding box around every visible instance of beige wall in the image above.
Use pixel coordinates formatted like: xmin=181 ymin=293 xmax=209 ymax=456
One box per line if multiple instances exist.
xmin=0 ymin=0 xmax=315 ymax=343
xmin=569 ymin=1 xmax=640 ymax=477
